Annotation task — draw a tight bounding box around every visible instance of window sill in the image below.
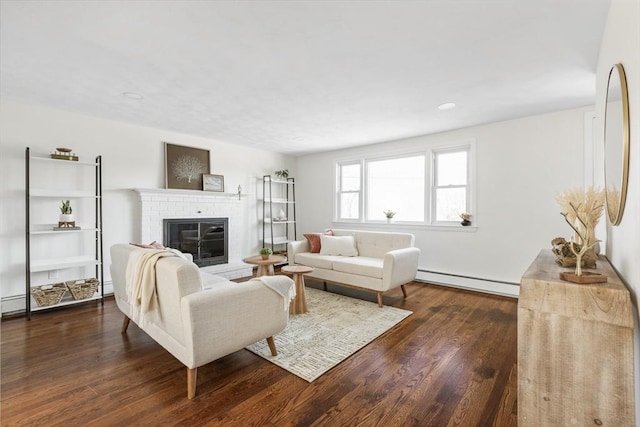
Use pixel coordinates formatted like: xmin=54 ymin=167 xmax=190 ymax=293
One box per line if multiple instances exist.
xmin=331 ymin=221 xmax=477 ymax=232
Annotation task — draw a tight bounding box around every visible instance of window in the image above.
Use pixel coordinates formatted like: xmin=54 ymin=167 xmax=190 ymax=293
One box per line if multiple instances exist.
xmin=336 ymin=161 xmax=361 ymax=220
xmin=432 ymin=148 xmax=469 ymax=222
xmin=334 ymin=140 xmax=474 ymax=226
xmin=366 ymin=155 xmax=425 ymax=221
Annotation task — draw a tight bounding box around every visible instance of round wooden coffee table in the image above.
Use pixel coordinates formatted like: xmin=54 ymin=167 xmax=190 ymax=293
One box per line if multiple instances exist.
xmin=281 ymin=265 xmax=313 ymax=315
xmin=243 ymin=255 xmax=286 ymax=277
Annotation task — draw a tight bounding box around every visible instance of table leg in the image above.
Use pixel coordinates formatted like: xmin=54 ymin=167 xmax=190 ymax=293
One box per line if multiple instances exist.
xmin=256 ymin=265 xmax=267 ymax=277
xmin=290 ymin=273 xmax=308 ymax=314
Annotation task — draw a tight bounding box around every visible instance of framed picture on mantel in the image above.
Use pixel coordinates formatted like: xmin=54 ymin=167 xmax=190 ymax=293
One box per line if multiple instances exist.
xmin=203 ymin=174 xmax=224 ymax=192
xmin=165 ymin=142 xmax=210 ymax=190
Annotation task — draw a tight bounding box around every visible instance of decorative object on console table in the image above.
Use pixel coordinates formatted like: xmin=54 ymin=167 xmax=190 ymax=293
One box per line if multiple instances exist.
xmin=518 ymin=249 xmax=634 ymax=426
xmin=164 ymin=142 xmax=210 ymax=190
xmin=203 ymin=174 xmax=224 ymax=192
xmin=460 ymin=212 xmax=472 ymax=226
xmin=50 ymin=147 xmax=78 ymax=161
xmin=550 ymin=237 xmax=596 ymax=268
xmin=555 ymin=187 xmax=605 ymax=282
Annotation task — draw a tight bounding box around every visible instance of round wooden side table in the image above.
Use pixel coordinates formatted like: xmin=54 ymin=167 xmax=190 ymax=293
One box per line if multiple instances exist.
xmin=243 ymin=255 xmax=286 ymax=277
xmin=281 ymin=265 xmax=314 ymax=315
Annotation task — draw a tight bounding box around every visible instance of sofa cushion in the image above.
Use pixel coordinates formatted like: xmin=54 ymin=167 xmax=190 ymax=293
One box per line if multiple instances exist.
xmin=320 ymin=235 xmax=358 ymax=256
xmin=294 ymin=252 xmax=343 ymax=270
xmin=331 ymin=256 xmax=383 ymax=279
xmin=201 ymin=273 xmax=233 ymax=290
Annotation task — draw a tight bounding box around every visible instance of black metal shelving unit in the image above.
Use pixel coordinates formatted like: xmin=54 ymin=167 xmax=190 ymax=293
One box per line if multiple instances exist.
xmin=25 ymin=147 xmax=103 ymax=319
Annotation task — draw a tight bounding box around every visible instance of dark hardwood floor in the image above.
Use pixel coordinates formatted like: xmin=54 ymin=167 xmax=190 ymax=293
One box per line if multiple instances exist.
xmin=1 ymin=280 xmax=518 ymax=426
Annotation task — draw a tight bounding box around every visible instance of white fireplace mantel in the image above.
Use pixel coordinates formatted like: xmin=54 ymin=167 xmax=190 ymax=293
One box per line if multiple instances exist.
xmin=133 ymin=188 xmax=252 ymax=279
xmin=133 ymin=187 xmax=248 ymax=199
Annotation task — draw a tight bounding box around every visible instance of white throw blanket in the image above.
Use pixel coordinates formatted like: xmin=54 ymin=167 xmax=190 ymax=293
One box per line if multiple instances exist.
xmin=125 ymin=249 xmax=181 ymax=326
xmin=250 ymin=275 xmax=296 ymax=310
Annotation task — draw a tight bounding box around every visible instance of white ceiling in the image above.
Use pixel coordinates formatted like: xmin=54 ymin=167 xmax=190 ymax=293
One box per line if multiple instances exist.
xmin=0 ymin=0 xmax=611 ymax=156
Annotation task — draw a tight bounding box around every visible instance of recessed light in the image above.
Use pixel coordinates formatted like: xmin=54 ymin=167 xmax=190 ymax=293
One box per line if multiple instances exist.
xmin=437 ymin=102 xmax=456 ymax=110
xmin=123 ymin=92 xmax=144 ymax=100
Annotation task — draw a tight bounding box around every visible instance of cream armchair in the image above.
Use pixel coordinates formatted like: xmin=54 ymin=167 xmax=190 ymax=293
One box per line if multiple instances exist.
xmin=110 ymin=243 xmax=293 ymax=399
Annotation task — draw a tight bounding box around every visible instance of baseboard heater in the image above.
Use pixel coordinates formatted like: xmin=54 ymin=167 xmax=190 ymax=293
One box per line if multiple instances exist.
xmin=415 ymin=269 xmax=520 ymax=298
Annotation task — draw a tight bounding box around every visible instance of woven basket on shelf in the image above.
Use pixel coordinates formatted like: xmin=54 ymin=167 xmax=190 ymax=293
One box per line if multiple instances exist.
xmin=31 ymin=283 xmax=67 ymax=307
xmin=65 ymin=278 xmax=100 ymax=300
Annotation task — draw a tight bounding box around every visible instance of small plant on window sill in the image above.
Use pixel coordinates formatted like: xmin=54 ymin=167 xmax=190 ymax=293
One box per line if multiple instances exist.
xmin=460 ymin=213 xmax=472 ymax=226
xmin=383 ymin=210 xmax=396 ymax=223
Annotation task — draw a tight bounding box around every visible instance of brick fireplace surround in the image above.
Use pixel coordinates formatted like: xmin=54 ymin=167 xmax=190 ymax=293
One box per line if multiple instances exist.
xmin=134 ymin=188 xmax=252 ymax=279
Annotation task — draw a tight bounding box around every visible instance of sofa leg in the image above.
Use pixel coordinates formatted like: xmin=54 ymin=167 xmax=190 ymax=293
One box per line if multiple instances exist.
xmin=377 ymin=292 xmax=383 ymax=307
xmin=121 ymin=315 xmax=130 ymax=334
xmin=266 ymin=336 xmax=277 ymax=356
xmin=401 ymin=285 xmax=408 ymax=298
xmin=187 ymin=367 xmax=197 ymax=399
xmin=323 ymin=281 xmax=328 ymax=291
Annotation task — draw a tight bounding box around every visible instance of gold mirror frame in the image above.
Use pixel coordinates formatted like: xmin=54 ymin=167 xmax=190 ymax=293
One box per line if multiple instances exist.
xmin=603 ymin=63 xmax=630 ymax=226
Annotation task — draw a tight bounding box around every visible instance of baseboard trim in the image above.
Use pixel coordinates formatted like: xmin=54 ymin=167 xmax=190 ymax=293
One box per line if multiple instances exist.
xmin=416 ymin=270 xmax=519 ymax=298
xmin=1 ymin=282 xmax=115 ymax=317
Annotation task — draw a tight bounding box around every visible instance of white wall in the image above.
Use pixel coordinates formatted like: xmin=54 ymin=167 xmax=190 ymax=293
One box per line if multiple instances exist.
xmin=0 ymin=98 xmax=295 ymax=309
xmin=295 ymin=106 xmax=593 ymax=290
xmin=596 ymin=0 xmax=640 ymax=421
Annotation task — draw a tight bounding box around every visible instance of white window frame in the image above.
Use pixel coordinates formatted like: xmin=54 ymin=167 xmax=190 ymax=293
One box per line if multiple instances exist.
xmin=364 ymin=152 xmax=427 ymax=223
xmin=430 ymin=144 xmax=472 ymax=225
xmin=335 ymin=160 xmax=363 ymax=222
xmin=333 ymin=139 xmax=476 ymax=228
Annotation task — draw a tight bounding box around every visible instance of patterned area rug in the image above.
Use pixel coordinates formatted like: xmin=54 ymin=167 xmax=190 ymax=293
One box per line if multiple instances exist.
xmin=246 ymin=287 xmax=412 ymax=382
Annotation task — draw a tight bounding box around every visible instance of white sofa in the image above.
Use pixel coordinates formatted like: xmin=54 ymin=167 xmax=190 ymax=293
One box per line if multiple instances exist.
xmin=287 ymin=229 xmax=420 ymax=307
xmin=110 ymin=243 xmax=293 ymax=399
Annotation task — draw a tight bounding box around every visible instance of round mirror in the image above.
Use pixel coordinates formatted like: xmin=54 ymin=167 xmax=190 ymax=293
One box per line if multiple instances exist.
xmin=604 ymin=63 xmax=630 ymax=226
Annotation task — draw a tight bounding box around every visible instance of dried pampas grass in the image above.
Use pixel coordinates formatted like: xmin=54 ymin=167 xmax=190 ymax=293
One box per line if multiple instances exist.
xmin=555 ymin=186 xmax=605 ymax=243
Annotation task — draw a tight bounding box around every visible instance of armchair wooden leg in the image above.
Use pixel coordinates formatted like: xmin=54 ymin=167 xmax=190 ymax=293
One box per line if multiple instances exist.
xmin=187 ymin=367 xmax=197 ymax=399
xmin=377 ymin=292 xmax=383 ymax=307
xmin=121 ymin=315 xmax=130 ymax=334
xmin=401 ymin=284 xmax=408 ymax=298
xmin=266 ymin=336 xmax=277 ymax=356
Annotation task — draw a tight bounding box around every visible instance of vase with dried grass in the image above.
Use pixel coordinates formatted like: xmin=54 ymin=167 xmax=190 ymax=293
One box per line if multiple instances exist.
xmin=555 ymin=187 xmax=606 ymax=281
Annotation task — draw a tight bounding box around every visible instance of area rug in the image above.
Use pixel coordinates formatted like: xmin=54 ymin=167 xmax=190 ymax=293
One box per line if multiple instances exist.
xmin=246 ymin=287 xmax=412 ymax=382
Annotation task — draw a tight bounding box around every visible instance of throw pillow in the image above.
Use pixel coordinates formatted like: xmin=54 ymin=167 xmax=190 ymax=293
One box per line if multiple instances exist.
xmin=319 ymin=235 xmax=358 ymax=257
xmin=303 ymin=233 xmax=322 ymax=253
xmin=304 ymin=229 xmax=334 ymax=253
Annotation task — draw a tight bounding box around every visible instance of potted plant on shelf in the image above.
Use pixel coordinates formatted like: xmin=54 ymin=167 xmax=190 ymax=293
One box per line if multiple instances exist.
xmin=59 ymin=200 xmax=74 ymax=224
xmin=383 ymin=210 xmax=396 ymax=223
xmin=274 ymin=169 xmax=289 ymax=180
xmin=260 ymin=247 xmax=273 ymax=260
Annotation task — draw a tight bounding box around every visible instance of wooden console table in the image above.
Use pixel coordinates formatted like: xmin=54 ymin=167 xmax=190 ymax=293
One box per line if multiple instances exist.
xmin=518 ymin=249 xmax=634 ymax=426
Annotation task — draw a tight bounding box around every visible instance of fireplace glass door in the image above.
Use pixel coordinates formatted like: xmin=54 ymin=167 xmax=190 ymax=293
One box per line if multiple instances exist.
xmin=163 ymin=218 xmax=228 ymax=267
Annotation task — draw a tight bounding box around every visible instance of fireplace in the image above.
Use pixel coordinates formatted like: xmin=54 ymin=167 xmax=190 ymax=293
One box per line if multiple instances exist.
xmin=163 ymin=218 xmax=228 ymax=267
